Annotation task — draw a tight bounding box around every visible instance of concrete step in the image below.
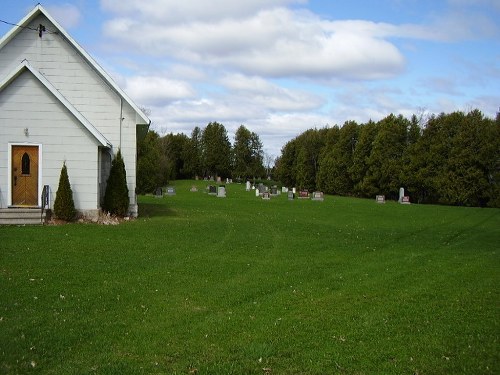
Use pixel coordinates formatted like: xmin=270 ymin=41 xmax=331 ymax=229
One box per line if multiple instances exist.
xmin=0 ymin=208 xmax=46 ymax=225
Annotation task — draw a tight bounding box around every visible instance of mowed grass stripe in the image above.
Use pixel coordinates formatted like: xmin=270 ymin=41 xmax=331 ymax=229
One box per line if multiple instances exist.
xmin=1 ymin=180 xmax=498 ymax=374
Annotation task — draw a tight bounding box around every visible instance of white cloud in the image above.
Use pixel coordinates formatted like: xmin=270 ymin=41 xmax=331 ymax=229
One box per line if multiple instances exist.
xmin=219 ymin=73 xmax=324 ymax=111
xmin=103 ymin=7 xmax=406 ymax=80
xmin=124 ymin=76 xmax=196 ymax=106
xmin=100 ymin=0 xmax=307 ymax=23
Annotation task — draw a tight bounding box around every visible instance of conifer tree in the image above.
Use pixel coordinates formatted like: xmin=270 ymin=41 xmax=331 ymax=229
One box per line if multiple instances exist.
xmin=54 ymin=162 xmax=76 ymax=221
xmin=103 ymin=149 xmax=129 ymax=216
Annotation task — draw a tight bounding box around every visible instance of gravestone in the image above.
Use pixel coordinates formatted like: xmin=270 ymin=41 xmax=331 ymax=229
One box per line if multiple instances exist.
xmin=255 ymin=188 xmax=260 ymax=197
xmin=217 ymin=176 xmax=222 ymax=183
xmin=262 ymin=192 xmax=271 ymax=200
xmin=190 ymin=185 xmax=198 ymax=192
xmin=376 ymin=195 xmax=385 ymax=204
xmin=398 ymin=187 xmax=405 ymax=203
xmin=246 ymin=181 xmax=251 ymax=191
xmin=166 ymin=186 xmax=176 ymax=196
xmin=298 ymin=190 xmax=309 ymax=199
xmin=292 ymin=187 xmax=297 ymax=194
xmin=311 ymin=191 xmax=324 ymax=201
xmin=282 ymin=187 xmax=288 ymax=193
xmin=208 ymin=185 xmax=217 ymax=195
xmin=288 ymin=191 xmax=294 ymax=200
xmin=217 ymin=185 xmax=226 ymax=198
xmin=154 ymin=187 xmax=163 ymax=198
xmin=270 ymin=186 xmax=278 ymax=196
xmin=401 ymin=196 xmax=410 ymax=204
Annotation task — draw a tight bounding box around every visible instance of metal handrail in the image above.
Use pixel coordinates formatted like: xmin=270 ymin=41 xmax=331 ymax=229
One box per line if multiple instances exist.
xmin=41 ymin=185 xmax=49 ymax=223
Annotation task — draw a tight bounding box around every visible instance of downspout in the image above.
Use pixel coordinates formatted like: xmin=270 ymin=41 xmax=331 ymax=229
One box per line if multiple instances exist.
xmin=119 ymin=97 xmax=123 ymax=150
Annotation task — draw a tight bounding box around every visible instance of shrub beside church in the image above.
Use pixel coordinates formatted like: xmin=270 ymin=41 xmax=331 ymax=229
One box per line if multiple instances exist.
xmin=102 ymin=149 xmax=129 ymax=216
xmin=54 ymin=162 xmax=76 ymax=221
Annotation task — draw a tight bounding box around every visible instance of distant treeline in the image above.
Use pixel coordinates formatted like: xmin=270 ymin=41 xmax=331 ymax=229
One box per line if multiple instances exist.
xmin=275 ymin=109 xmax=500 ymax=207
xmin=137 ymin=122 xmax=267 ymax=194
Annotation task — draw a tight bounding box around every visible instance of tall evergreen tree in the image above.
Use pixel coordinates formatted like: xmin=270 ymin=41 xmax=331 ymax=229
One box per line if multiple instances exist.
xmin=201 ymin=122 xmax=231 ymax=178
xmin=137 ymin=130 xmax=165 ymax=194
xmin=317 ymin=121 xmax=358 ymax=194
xmin=182 ymin=126 xmax=203 ymax=178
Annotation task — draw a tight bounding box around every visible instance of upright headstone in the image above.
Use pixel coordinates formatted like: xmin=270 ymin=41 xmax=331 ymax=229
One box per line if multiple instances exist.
xmin=376 ymin=195 xmax=385 ymax=204
xmin=246 ymin=181 xmax=251 ymax=191
xmin=190 ymin=185 xmax=198 ymax=192
xmin=398 ymin=187 xmax=405 ymax=203
xmin=288 ymin=191 xmax=294 ymax=200
xmin=166 ymin=186 xmax=176 ymax=196
xmin=282 ymin=187 xmax=288 ymax=193
xmin=270 ymin=186 xmax=278 ymax=196
xmin=401 ymin=196 xmax=410 ymax=204
xmin=298 ymin=190 xmax=309 ymax=199
xmin=208 ymin=185 xmax=217 ymax=195
xmin=262 ymin=192 xmax=271 ymax=200
xmin=255 ymin=188 xmax=260 ymax=197
xmin=154 ymin=187 xmax=163 ymax=198
xmin=292 ymin=187 xmax=296 ymax=194
xmin=217 ymin=185 xmax=226 ymax=198
xmin=312 ymin=191 xmax=324 ymax=201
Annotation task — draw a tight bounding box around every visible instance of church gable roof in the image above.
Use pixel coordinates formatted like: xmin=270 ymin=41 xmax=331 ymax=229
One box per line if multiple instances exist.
xmin=0 ymin=4 xmax=150 ymax=126
xmin=0 ymin=60 xmax=112 ymax=147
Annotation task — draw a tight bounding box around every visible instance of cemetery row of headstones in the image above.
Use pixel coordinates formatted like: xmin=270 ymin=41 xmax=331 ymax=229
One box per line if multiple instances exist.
xmin=155 ymin=183 xmax=409 ymax=205
xmin=375 ymin=187 xmax=411 ymax=204
xmin=246 ymin=182 xmax=325 ymax=201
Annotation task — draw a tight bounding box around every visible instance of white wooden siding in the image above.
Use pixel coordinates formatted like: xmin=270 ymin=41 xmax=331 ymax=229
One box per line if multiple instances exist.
xmin=0 ymin=71 xmax=99 ymax=210
xmin=0 ymin=13 xmax=142 ymax=213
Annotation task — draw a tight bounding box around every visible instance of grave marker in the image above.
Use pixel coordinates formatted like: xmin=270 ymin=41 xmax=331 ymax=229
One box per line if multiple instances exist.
xmin=376 ymin=195 xmax=385 ymax=204
xmin=154 ymin=187 xmax=163 ymax=198
xmin=262 ymin=192 xmax=271 ymax=200
xmin=298 ymin=190 xmax=310 ymax=199
xmin=208 ymin=185 xmax=217 ymax=195
xmin=312 ymin=191 xmax=324 ymax=201
xmin=166 ymin=186 xmax=176 ymax=196
xmin=288 ymin=191 xmax=294 ymax=200
xmin=217 ymin=185 xmax=226 ymax=198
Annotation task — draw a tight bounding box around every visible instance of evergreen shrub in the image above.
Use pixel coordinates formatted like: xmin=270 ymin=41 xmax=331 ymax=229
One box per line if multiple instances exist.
xmin=103 ymin=149 xmax=129 ymax=216
xmin=54 ymin=162 xmax=76 ymax=221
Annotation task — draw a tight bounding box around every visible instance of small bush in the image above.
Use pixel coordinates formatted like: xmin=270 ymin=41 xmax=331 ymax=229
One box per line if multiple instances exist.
xmin=54 ymin=162 xmax=76 ymax=221
xmin=102 ymin=149 xmax=129 ymax=216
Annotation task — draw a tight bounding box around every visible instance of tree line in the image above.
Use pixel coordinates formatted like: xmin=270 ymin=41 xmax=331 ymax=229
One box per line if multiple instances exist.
xmin=137 ymin=122 xmax=266 ymax=194
xmin=275 ymin=109 xmax=499 ymax=207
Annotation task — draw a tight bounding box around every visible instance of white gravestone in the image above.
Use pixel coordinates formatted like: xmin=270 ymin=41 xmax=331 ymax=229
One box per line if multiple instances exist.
xmin=217 ymin=186 xmax=226 ymax=198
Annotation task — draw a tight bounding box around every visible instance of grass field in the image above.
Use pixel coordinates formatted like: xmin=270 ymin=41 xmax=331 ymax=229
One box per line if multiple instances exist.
xmin=1 ymin=180 xmax=499 ymax=374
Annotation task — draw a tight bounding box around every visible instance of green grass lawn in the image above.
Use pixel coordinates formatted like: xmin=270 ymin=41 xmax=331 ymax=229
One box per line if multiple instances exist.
xmin=1 ymin=180 xmax=499 ymax=374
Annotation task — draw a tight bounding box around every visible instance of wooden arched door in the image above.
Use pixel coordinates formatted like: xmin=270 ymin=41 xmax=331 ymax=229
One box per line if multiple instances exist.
xmin=12 ymin=146 xmax=39 ymax=206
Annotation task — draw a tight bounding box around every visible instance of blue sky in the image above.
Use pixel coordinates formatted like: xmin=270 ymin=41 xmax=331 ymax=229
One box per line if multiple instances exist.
xmin=1 ymin=0 xmax=499 ymax=157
